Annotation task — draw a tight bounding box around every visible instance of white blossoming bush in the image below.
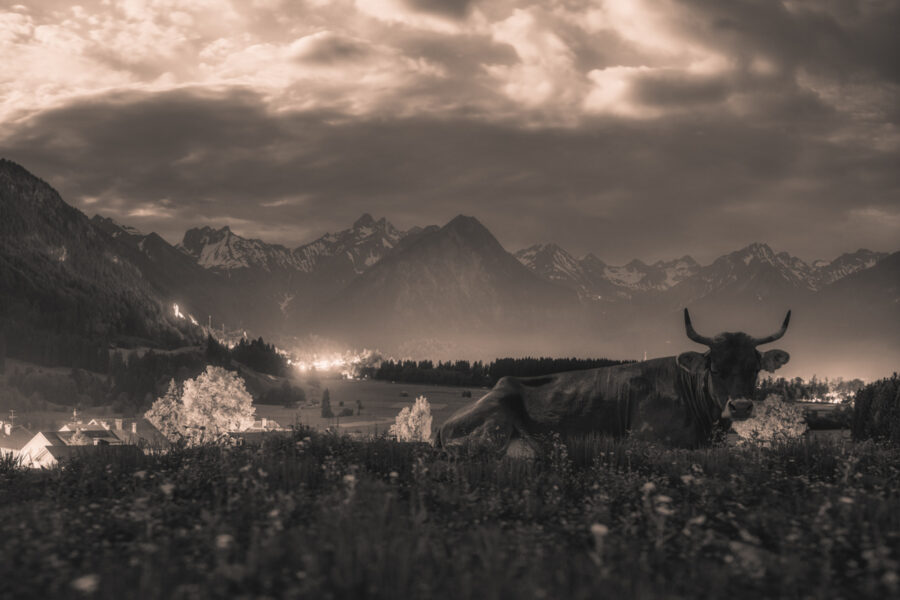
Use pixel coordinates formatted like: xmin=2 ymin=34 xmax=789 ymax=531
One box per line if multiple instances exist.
xmin=145 ymin=366 xmax=256 ymax=445
xmin=732 ymin=395 xmax=808 ymax=446
xmin=390 ymin=395 xmax=433 ymax=442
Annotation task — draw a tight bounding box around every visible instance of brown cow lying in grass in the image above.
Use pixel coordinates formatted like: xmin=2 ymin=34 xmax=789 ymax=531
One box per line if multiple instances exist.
xmin=437 ymin=309 xmax=791 ymax=456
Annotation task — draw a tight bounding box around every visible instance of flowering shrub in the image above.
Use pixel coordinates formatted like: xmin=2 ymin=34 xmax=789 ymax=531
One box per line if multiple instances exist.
xmin=389 ymin=395 xmax=433 ymax=442
xmin=732 ymin=395 xmax=808 ymax=445
xmin=145 ymin=366 xmax=255 ymax=445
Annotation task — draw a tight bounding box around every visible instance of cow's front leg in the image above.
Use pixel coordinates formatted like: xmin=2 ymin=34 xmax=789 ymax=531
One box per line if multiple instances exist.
xmin=437 ymin=390 xmax=516 ymax=454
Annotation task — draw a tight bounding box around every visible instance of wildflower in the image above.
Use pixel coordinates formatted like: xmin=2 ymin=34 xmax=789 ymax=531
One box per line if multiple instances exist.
xmin=159 ymin=483 xmax=175 ymax=497
xmin=641 ymin=482 xmax=656 ymax=494
xmin=389 ymin=471 xmax=399 ymax=479
xmin=343 ymin=473 xmax=357 ymax=485
xmin=71 ymin=574 xmax=100 ymax=594
xmin=216 ymin=534 xmax=234 ymax=550
xmin=655 ymin=504 xmax=675 ymax=516
xmin=133 ymin=470 xmax=147 ymax=479
xmin=838 ymin=496 xmax=854 ymax=505
xmin=680 ymin=474 xmax=696 ymax=485
xmin=589 ymin=523 xmax=609 ymax=567
xmin=590 ymin=523 xmax=609 ymax=538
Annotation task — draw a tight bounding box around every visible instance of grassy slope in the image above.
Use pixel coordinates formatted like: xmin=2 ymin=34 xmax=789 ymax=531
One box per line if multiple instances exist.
xmin=1 ymin=432 xmax=899 ymax=599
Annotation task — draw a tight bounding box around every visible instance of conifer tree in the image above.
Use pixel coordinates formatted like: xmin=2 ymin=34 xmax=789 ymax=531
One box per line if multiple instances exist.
xmin=321 ymin=388 xmax=333 ymax=418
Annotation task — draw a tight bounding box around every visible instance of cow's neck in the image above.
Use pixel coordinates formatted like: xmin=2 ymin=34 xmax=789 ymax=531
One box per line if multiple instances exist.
xmin=675 ymin=365 xmax=723 ymax=446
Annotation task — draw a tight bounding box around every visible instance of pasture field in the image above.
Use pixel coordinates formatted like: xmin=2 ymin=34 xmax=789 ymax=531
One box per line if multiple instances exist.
xmin=254 ymin=378 xmax=481 ymax=434
xmin=1 ymin=429 xmax=898 ymax=599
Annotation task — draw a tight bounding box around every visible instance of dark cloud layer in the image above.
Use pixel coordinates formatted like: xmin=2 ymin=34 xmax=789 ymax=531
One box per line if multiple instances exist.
xmin=0 ymin=0 xmax=897 ymax=263
xmin=3 ymin=87 xmax=897 ymax=263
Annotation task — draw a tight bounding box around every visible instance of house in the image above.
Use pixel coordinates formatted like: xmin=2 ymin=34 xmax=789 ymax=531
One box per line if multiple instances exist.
xmin=25 ymin=442 xmax=142 ymax=469
xmin=17 ymin=422 xmax=155 ymax=469
xmin=0 ymin=422 xmax=34 ymax=461
xmin=66 ymin=418 xmax=169 ymax=450
xmin=58 ymin=420 xmax=108 ymax=432
xmin=17 ymin=431 xmax=123 ymax=468
xmin=18 ymin=432 xmax=75 ymax=468
xmin=246 ymin=417 xmax=286 ymax=432
xmin=104 ymin=418 xmax=169 ymax=450
xmin=229 ymin=417 xmax=291 ymax=443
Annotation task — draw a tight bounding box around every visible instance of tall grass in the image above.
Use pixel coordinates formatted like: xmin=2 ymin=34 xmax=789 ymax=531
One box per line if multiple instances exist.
xmin=1 ymin=429 xmax=898 ymax=599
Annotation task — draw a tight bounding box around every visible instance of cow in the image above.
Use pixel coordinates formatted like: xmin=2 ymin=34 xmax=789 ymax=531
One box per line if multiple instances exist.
xmin=436 ymin=309 xmax=792 ymax=454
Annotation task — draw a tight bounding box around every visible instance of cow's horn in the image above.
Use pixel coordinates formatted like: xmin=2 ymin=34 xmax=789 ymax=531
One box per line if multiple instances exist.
xmin=752 ymin=310 xmax=791 ymax=346
xmin=683 ymin=308 xmax=714 ymax=346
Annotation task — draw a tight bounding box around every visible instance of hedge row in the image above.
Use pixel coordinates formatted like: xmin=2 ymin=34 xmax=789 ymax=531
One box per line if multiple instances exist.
xmin=851 ymin=374 xmax=900 ymax=443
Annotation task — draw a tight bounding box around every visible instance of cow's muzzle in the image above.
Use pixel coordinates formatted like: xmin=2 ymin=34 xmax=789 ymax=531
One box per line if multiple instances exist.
xmin=723 ymin=398 xmax=754 ymax=421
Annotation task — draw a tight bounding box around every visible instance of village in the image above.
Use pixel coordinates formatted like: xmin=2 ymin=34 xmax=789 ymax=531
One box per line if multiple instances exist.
xmin=0 ymin=411 xmax=287 ymax=469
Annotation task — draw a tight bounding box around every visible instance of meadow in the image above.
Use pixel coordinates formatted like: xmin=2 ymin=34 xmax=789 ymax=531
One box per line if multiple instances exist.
xmin=1 ymin=429 xmax=898 ymax=599
xmin=253 ymin=378 xmax=481 ymax=434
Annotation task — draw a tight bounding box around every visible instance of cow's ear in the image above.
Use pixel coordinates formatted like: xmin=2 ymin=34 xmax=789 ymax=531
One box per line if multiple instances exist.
xmin=760 ymin=349 xmax=790 ymax=372
xmin=676 ymin=351 xmax=707 ymax=374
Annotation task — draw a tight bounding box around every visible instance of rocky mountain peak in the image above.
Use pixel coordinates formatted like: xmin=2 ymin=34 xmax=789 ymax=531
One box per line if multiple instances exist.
xmin=353 ymin=213 xmax=376 ymax=229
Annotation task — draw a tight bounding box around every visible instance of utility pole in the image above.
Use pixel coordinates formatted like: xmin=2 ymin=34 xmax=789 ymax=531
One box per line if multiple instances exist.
xmin=8 ymin=409 xmax=15 ymax=427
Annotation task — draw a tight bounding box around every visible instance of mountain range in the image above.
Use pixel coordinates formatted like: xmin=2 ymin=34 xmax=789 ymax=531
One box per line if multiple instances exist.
xmin=1 ymin=159 xmax=897 ymax=378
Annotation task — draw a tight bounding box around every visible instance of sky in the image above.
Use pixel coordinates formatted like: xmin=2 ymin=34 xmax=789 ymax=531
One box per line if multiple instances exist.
xmin=1 ymin=0 xmax=898 ymax=264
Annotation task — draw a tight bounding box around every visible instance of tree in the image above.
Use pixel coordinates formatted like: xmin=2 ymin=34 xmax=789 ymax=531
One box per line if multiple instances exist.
xmin=321 ymin=388 xmax=333 ymax=419
xmin=205 ymin=334 xmax=230 ymax=366
xmin=279 ymin=381 xmax=305 ymax=408
xmin=145 ymin=379 xmax=183 ymax=442
xmin=144 ymin=367 xmax=256 ymax=445
xmin=390 ymin=396 xmax=433 ymax=442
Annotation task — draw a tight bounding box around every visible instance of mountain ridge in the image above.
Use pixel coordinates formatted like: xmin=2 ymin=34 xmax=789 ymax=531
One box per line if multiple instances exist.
xmin=1 ymin=158 xmax=896 ymax=376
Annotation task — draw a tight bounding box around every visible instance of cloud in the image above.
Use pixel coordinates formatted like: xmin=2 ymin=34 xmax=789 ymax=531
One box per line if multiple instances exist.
xmin=2 ymin=88 xmax=897 ymax=264
xmin=0 ymin=0 xmax=896 ymax=263
xmin=404 ymin=0 xmax=477 ymax=20
xmin=289 ymin=31 xmax=372 ymax=65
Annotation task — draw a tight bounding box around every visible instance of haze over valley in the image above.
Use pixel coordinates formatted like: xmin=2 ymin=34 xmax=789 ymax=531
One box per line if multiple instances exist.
xmin=2 ymin=159 xmax=896 ymax=380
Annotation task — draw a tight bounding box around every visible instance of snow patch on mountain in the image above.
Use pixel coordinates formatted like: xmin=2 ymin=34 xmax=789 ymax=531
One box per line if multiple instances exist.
xmin=517 ymin=240 xmax=884 ymax=301
xmin=179 ymin=214 xmax=408 ymax=277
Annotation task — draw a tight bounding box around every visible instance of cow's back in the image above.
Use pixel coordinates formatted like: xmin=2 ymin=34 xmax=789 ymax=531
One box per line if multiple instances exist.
xmin=515 ymin=358 xmax=680 ymax=436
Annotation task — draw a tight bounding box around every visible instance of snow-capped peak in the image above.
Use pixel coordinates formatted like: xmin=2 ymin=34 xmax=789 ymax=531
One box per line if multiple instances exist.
xmin=179 ymin=214 xmax=408 ymax=275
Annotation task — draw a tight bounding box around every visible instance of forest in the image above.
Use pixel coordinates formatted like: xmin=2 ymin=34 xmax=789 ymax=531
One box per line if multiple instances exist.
xmin=359 ymin=356 xmax=632 ymax=387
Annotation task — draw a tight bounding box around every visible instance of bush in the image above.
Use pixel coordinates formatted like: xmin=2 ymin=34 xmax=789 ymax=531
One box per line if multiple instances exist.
xmin=390 ymin=395 xmax=433 ymax=442
xmin=731 ymin=395 xmax=808 ymax=446
xmin=144 ymin=367 xmax=255 ymax=445
xmin=338 ymin=408 xmax=354 ymax=417
xmin=852 ymin=374 xmax=900 ymax=443
xmin=805 ymin=404 xmax=852 ymax=430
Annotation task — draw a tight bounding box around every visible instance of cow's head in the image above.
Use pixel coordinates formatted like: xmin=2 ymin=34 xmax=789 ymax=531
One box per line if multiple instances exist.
xmin=676 ymin=309 xmax=791 ymax=421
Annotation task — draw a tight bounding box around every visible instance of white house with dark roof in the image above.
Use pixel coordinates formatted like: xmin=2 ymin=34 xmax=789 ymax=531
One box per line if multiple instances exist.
xmin=15 ymin=417 xmax=165 ymax=468
xmin=0 ymin=422 xmax=34 ymax=461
